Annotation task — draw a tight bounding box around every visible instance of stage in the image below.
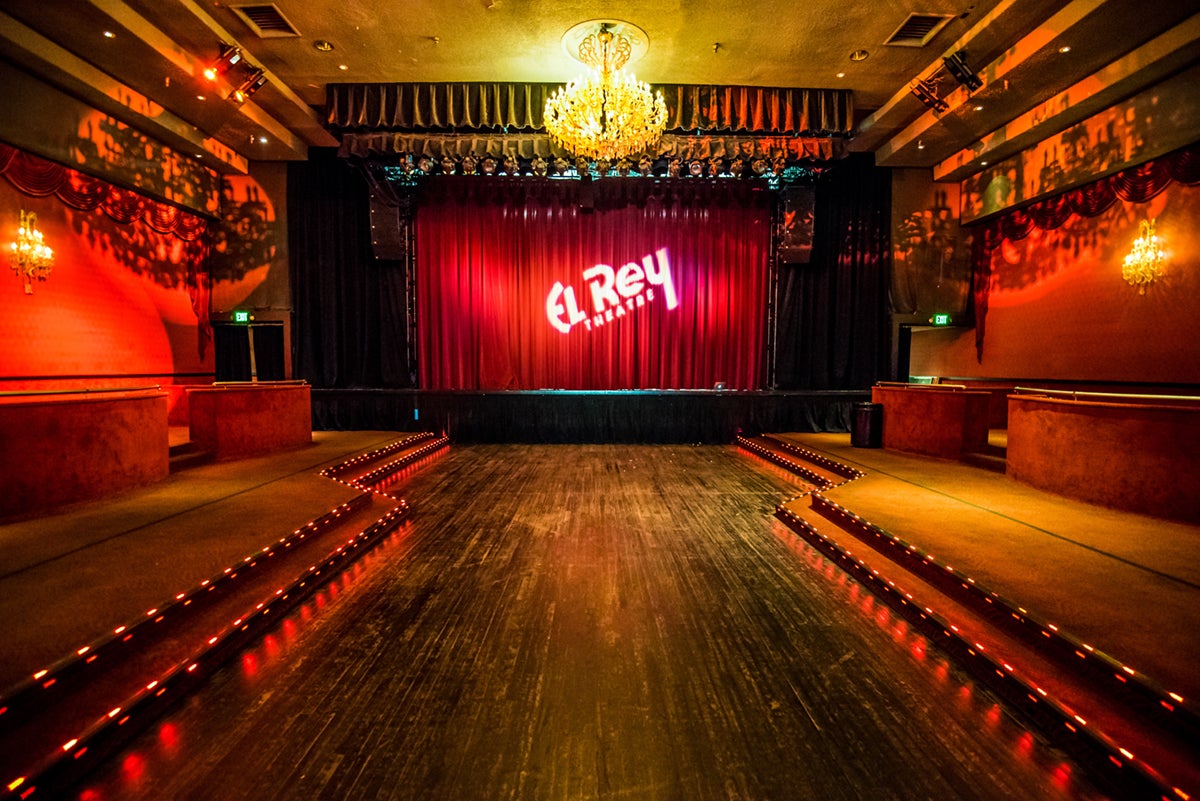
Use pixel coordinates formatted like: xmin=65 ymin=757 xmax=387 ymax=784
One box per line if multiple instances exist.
xmin=310 ymin=388 xmax=867 ymax=442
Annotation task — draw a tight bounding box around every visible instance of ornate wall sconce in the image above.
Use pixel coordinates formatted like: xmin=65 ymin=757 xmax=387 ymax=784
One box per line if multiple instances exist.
xmin=1122 ymin=218 xmax=1166 ymax=294
xmin=9 ymin=210 xmax=54 ymax=294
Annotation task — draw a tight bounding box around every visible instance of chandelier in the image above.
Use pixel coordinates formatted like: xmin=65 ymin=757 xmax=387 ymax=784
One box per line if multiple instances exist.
xmin=1122 ymin=218 xmax=1166 ymax=294
xmin=543 ymin=22 xmax=667 ymax=161
xmin=9 ymin=210 xmax=53 ymax=294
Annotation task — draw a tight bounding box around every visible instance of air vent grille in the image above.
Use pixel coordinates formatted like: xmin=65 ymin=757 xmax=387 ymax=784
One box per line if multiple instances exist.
xmin=232 ymin=4 xmax=301 ymax=38
xmin=884 ymin=13 xmax=954 ymax=47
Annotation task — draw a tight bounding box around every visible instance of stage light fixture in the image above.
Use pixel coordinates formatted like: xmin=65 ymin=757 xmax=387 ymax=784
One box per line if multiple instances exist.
xmin=943 ymin=50 xmax=982 ymax=92
xmin=910 ymin=78 xmax=948 ymax=113
xmin=229 ymin=67 xmax=268 ymax=104
xmin=204 ymin=44 xmax=242 ymax=81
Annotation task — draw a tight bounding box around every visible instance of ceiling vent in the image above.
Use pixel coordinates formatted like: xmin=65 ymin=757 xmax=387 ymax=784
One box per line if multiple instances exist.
xmin=231 ymin=4 xmax=301 ymax=38
xmin=883 ymin=13 xmax=954 ymax=47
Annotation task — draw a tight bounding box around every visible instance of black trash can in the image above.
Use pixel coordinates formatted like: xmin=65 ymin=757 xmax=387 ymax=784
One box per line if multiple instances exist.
xmin=851 ymin=402 xmax=882 ymax=448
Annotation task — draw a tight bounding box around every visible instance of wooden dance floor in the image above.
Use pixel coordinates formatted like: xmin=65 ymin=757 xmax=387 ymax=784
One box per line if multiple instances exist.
xmin=69 ymin=444 xmax=1098 ymax=800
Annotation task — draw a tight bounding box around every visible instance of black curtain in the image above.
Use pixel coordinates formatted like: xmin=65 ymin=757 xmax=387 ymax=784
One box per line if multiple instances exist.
xmin=213 ymin=324 xmax=251 ymax=382
xmin=774 ymin=154 xmax=891 ymax=389
xmin=288 ymin=148 xmax=412 ymax=388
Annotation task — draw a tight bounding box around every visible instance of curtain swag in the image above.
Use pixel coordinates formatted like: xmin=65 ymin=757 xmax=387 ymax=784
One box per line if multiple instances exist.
xmin=0 ymin=143 xmax=208 ymax=241
xmin=327 ymin=82 xmax=853 ymax=136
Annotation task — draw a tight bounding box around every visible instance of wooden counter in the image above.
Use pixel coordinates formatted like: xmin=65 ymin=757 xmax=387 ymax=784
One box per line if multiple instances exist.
xmin=187 ymin=382 xmax=311 ymax=460
xmin=1008 ymin=393 xmax=1200 ymax=522
xmin=871 ymin=384 xmax=991 ymax=459
xmin=0 ymin=388 xmax=168 ymax=518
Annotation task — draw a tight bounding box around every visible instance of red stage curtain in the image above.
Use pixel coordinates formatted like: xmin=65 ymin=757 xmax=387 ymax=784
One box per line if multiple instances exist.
xmin=415 ymin=177 xmax=771 ymax=390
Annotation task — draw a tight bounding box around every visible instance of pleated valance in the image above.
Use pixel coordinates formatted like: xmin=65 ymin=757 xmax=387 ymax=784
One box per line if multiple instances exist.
xmin=327 ymin=82 xmax=853 ymax=136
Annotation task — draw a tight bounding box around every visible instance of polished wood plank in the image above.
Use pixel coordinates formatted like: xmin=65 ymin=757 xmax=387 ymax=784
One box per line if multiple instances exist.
xmin=74 ymin=445 xmax=1103 ymax=801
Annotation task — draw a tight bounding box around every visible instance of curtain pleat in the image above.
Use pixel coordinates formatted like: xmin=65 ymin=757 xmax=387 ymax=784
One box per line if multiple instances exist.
xmin=773 ymin=154 xmax=890 ymax=390
xmin=289 ymin=150 xmax=413 ymax=389
xmin=413 ymin=176 xmax=771 ymax=390
xmin=327 ymin=82 xmax=853 ymax=135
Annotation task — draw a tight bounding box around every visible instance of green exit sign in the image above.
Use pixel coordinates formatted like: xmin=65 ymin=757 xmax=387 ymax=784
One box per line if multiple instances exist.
xmin=233 ymin=310 xmax=250 ymax=323
xmin=932 ymin=313 xmax=951 ymax=326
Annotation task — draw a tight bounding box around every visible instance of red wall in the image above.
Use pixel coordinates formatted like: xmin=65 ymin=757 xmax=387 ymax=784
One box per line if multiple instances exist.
xmin=910 ymin=182 xmax=1200 ymax=384
xmin=0 ymin=171 xmax=213 ymax=420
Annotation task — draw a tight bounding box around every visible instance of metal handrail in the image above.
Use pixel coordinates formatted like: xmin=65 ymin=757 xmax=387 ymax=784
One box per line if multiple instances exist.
xmin=0 ymin=385 xmax=163 ymax=398
xmin=874 ymin=381 xmax=968 ymax=390
xmin=1013 ymin=386 xmax=1200 ymax=403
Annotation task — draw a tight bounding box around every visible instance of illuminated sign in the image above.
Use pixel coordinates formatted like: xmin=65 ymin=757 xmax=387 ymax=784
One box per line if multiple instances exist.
xmin=233 ymin=310 xmax=250 ymax=323
xmin=545 ymin=247 xmax=677 ymax=334
xmin=931 ymin=313 xmax=951 ymax=326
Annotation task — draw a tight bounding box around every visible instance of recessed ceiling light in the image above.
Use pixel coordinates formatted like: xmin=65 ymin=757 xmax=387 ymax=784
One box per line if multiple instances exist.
xmin=980 ymin=160 xmax=988 ymax=166
xmin=836 ymin=71 xmax=846 ymax=78
xmin=917 ymin=140 xmax=925 ymax=150
xmin=849 ymin=49 xmax=869 ymax=62
xmin=1059 ymin=45 xmax=1071 ymax=53
xmin=313 ymin=40 xmax=334 ymax=52
xmin=258 ymin=136 xmax=268 ymax=144
xmin=974 ymin=105 xmax=983 ymax=111
xmin=197 ymin=95 xmax=206 ymax=101
xmin=103 ymin=31 xmax=115 ymax=39
xmin=338 ymin=64 xmax=348 ymax=71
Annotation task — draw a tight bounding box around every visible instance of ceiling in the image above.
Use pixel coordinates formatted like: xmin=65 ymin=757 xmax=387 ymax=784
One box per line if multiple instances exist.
xmin=0 ymin=0 xmax=1197 ymax=181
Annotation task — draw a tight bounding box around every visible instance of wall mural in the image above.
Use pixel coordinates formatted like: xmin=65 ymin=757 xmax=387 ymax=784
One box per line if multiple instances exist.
xmin=891 ymin=170 xmax=971 ymax=321
xmin=74 ymin=111 xmax=221 ymax=218
xmin=961 ymin=64 xmax=1200 ymax=223
xmin=209 ymin=165 xmax=288 ymax=316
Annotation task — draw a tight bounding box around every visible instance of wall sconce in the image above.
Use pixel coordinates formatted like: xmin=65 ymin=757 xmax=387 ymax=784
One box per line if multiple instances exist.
xmin=1123 ymin=218 xmax=1166 ymax=293
xmin=204 ymin=44 xmax=242 ymax=81
xmin=9 ymin=210 xmax=54 ymax=294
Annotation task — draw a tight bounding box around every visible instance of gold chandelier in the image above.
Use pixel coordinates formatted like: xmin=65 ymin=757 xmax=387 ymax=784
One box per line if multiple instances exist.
xmin=9 ymin=210 xmax=53 ymax=294
xmin=543 ymin=22 xmax=667 ymax=162
xmin=1122 ymin=218 xmax=1166 ymax=294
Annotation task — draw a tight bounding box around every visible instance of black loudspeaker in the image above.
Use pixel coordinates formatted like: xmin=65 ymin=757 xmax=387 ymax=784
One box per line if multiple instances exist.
xmin=779 ymin=185 xmax=814 ymax=263
xmin=369 ymin=193 xmax=407 ymax=260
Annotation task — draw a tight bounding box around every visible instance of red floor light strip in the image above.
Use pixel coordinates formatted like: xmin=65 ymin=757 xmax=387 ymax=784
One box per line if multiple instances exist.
xmin=738 ymin=438 xmax=1193 ymax=801
xmin=808 ymin=492 xmax=1198 ymax=740
xmin=0 ymin=433 xmax=450 ymax=800
xmin=773 ymin=504 xmax=1182 ymax=800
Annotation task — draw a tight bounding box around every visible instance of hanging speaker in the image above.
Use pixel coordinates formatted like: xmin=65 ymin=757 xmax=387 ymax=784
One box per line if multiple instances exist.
xmin=368 ymin=192 xmax=407 ymax=260
xmin=779 ymin=185 xmax=815 ymax=263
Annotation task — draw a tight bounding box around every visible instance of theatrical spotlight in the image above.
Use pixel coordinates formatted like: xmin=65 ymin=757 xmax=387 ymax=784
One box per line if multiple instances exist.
xmin=229 ymin=67 xmax=268 ymax=104
xmin=910 ymin=78 xmax=948 ymax=113
xmin=204 ymin=44 xmax=242 ymax=81
xmin=943 ymin=50 xmax=983 ymax=92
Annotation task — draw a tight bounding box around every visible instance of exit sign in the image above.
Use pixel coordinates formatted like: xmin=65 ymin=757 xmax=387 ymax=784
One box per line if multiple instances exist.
xmin=233 ymin=310 xmax=250 ymax=323
xmin=932 ymin=313 xmax=951 ymax=326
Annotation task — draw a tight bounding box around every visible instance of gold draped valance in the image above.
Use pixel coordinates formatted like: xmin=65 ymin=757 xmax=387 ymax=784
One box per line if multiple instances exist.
xmin=326 ymin=82 xmax=853 ymax=137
